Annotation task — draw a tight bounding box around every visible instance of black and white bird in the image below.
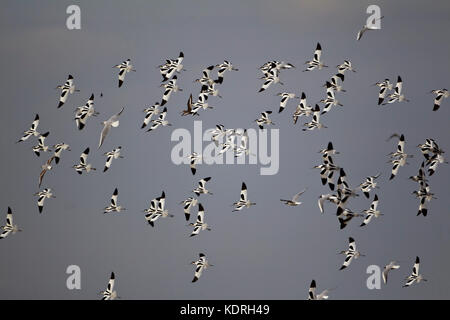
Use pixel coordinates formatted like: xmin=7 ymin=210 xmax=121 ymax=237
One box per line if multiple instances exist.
xmin=337 ymin=60 xmax=356 ymax=74
xmin=356 ymin=15 xmax=384 ymax=41
xmin=314 ymin=155 xmax=339 ymax=191
xmin=56 ymin=75 xmax=79 ymax=108
xmin=113 ymin=59 xmax=135 ymax=88
xmin=232 ymin=182 xmax=256 ymax=212
xmin=147 ymin=107 xmax=171 ymax=132
xmin=303 ymin=43 xmax=328 ymax=71
xmin=180 ymin=197 xmax=198 ymax=221
xmin=254 ymin=111 xmax=274 ymax=129
xmin=104 ymin=188 xmax=126 ymax=213
xmin=320 ymin=82 xmax=343 ymax=114
xmin=403 ymin=257 xmax=426 ymax=287
xmin=194 ymin=65 xmax=215 ymax=87
xmin=426 ymin=153 xmax=447 ymax=176
xmin=0 ymin=207 xmax=21 ymax=239
xmin=384 ymin=76 xmax=409 ymax=105
xmin=52 ymin=143 xmax=71 ymax=164
xmin=293 ymin=92 xmax=313 ymax=124
xmin=307 ymin=280 xmax=329 ymax=300
xmin=75 ymin=94 xmax=98 ymax=130
xmin=374 ymin=79 xmax=393 ymax=105
xmin=413 ymin=181 xmax=436 ymax=217
xmin=193 ymin=177 xmax=213 ymax=196
xmin=144 ymin=191 xmax=173 ymax=227
xmin=160 ymin=75 xmax=182 ymax=106
xmin=429 ymin=89 xmax=449 ymax=111
xmin=234 ymin=129 xmax=253 ymax=158
xmin=215 ymin=60 xmax=238 ymax=84
xmin=201 ymin=82 xmax=222 ymax=99
xmin=73 ymin=147 xmax=96 ymax=174
xmin=388 ymin=134 xmax=412 ymax=180
xmin=302 ymin=105 xmax=327 ymax=131
xmin=360 ymin=194 xmax=383 ymax=227
xmin=34 ymin=188 xmax=55 ymax=214
xmin=337 ymin=208 xmax=363 ymax=230
xmin=276 ymin=92 xmax=299 ymax=113
xmin=328 ymin=73 xmax=346 ymax=92
xmin=17 ymin=114 xmax=40 ymax=143
xmin=280 ymin=189 xmax=307 ymax=206
xmin=258 ymin=69 xmax=283 ymax=92
xmin=336 ymin=168 xmax=359 ymax=202
xmin=191 ymin=253 xmax=213 ymax=283
xmin=319 ymin=142 xmax=340 ymax=156
xmin=159 ymin=52 xmax=184 ymax=82
xmin=383 ymin=261 xmax=400 ymax=284
xmin=98 ymin=107 xmax=125 ymax=149
xmin=409 ymin=161 xmax=428 ymax=184
xmin=339 ymin=237 xmax=364 ymax=270
xmin=188 ymin=203 xmax=211 ymax=237
xmin=358 ymin=173 xmax=380 ymax=198
xmin=141 ymin=103 xmax=161 ymax=129
xmin=103 ymin=147 xmax=123 ymax=172
xmin=32 ymin=132 xmax=51 ymax=157
xmin=100 ymin=272 xmax=118 ymax=300
xmin=187 ymin=152 xmax=202 ymax=175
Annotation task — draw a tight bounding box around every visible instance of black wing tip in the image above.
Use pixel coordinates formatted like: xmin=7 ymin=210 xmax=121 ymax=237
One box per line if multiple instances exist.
xmin=198 ymin=203 xmax=204 ymax=211
xmin=7 ymin=207 xmax=12 ymax=214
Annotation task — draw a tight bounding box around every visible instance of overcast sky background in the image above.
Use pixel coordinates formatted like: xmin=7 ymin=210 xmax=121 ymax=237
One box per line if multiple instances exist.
xmin=0 ymin=0 xmax=449 ymax=299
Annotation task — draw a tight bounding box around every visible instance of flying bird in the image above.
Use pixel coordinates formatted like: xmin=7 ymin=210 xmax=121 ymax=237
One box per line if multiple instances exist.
xmin=403 ymin=257 xmax=426 ymax=287
xmin=104 ymin=188 xmax=126 ymax=213
xmin=52 ymin=143 xmax=71 ymax=164
xmin=160 ymin=75 xmax=182 ymax=106
xmin=356 ymin=15 xmax=384 ymax=41
xmin=373 ymin=79 xmax=393 ymax=105
xmin=39 ymin=157 xmax=54 ymax=188
xmin=147 ymin=107 xmax=171 ymax=132
xmin=232 ymin=182 xmax=256 ymax=212
xmin=188 ymin=203 xmax=211 ymax=237
xmin=307 ymin=280 xmax=330 ymax=300
xmin=75 ymin=94 xmax=98 ymax=130
xmin=280 ymin=189 xmax=307 ymax=206
xmin=144 ymin=191 xmax=173 ymax=227
xmin=383 ymin=261 xmax=400 ymax=284
xmin=0 ymin=207 xmax=21 ymax=239
xmin=141 ymin=103 xmax=161 ymax=129
xmin=56 ymin=75 xmax=79 ymax=108
xmin=254 ymin=111 xmax=274 ymax=129
xmin=103 ymin=147 xmax=124 ymax=172
xmin=191 ymin=253 xmax=213 ymax=283
xmin=384 ymin=76 xmax=409 ymax=105
xmin=193 ymin=177 xmax=213 ymax=196
xmin=73 ymin=148 xmax=96 ymax=174
xmin=276 ymin=92 xmax=299 ymax=113
xmin=339 ymin=237 xmax=364 ymax=270
xmin=98 ymin=107 xmax=125 ymax=149
xmin=34 ymin=188 xmax=55 ymax=213
xmin=113 ymin=59 xmax=135 ymax=88
xmin=32 ymin=132 xmax=51 ymax=157
xmin=100 ymin=272 xmax=118 ymax=300
xmin=429 ymin=89 xmax=449 ymax=111
xmin=180 ymin=197 xmax=198 ymax=221
xmin=303 ymin=43 xmax=328 ymax=71
xmin=360 ymin=194 xmax=383 ymax=227
xmin=17 ymin=114 xmax=40 ymax=143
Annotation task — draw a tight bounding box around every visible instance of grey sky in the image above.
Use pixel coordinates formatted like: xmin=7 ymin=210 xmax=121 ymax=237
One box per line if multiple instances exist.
xmin=0 ymin=0 xmax=449 ymax=299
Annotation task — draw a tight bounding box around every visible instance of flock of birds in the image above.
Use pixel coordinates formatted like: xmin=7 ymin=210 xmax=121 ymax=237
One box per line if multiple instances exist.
xmin=3 ymin=14 xmax=449 ymax=300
